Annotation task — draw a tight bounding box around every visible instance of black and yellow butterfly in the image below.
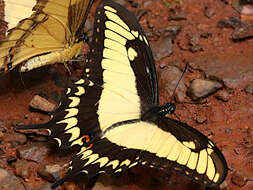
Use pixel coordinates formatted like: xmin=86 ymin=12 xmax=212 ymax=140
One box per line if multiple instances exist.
xmin=19 ymin=0 xmax=228 ymax=188
xmin=0 ymin=0 xmax=93 ymax=72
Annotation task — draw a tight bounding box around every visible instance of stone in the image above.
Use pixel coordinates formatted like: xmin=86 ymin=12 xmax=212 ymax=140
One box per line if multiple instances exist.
xmin=29 ymin=95 xmax=57 ymax=112
xmin=204 ymin=5 xmax=215 ymax=18
xmin=244 ymin=82 xmax=253 ymax=94
xmin=0 ymin=168 xmax=26 ymax=190
xmin=17 ymin=142 xmax=50 ymax=163
xmin=187 ymin=79 xmax=222 ymax=100
xmin=2 ymin=132 xmax=27 ymax=145
xmin=232 ymin=24 xmax=253 ymax=40
xmin=15 ymin=159 xmax=30 ymax=179
xmin=37 ymin=164 xmax=61 ymax=182
xmin=158 ymin=66 xmax=186 ymax=102
xmin=150 ymin=36 xmax=173 ymax=61
xmin=188 ymin=54 xmax=253 ymax=89
xmin=215 ymin=90 xmax=230 ymax=102
xmin=231 ymin=171 xmax=249 ymax=187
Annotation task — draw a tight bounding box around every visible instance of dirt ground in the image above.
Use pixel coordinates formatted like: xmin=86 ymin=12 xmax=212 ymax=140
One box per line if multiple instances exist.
xmin=0 ymin=0 xmax=252 ymax=190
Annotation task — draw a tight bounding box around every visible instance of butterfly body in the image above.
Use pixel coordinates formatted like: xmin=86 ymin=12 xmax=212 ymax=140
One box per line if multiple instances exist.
xmin=20 ymin=41 xmax=83 ymax=72
xmin=19 ymin=0 xmax=228 ymax=188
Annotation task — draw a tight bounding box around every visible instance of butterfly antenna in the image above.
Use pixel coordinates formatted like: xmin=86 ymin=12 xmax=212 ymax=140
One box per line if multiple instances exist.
xmin=170 ymin=64 xmax=188 ymax=102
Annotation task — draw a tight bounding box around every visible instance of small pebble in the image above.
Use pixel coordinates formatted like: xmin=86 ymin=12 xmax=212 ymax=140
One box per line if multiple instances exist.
xmin=2 ymin=132 xmax=27 ymax=145
xmin=15 ymin=159 xmax=30 ymax=179
xmin=158 ymin=66 xmax=186 ymax=102
xmin=217 ymin=17 xmax=244 ymax=29
xmin=231 ymin=171 xmax=248 ymax=187
xmin=225 ymin=128 xmax=231 ymax=133
xmin=0 ymin=168 xmax=26 ymax=190
xmin=204 ymin=5 xmax=215 ymax=18
xmin=30 ymin=95 xmax=57 ymax=112
xmin=187 ymin=79 xmax=222 ymax=100
xmin=244 ymin=82 xmax=253 ymax=94
xmin=17 ymin=142 xmax=51 ymax=163
xmin=232 ymin=24 xmax=253 ymax=40
xmin=215 ymin=90 xmax=230 ymax=102
xmin=37 ymin=164 xmax=61 ymax=182
xmin=219 ymin=180 xmax=228 ymax=189
xmin=195 ymin=115 xmax=207 ymax=124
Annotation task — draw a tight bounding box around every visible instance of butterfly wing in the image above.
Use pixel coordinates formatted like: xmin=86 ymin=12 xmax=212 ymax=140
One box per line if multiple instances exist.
xmin=56 ymin=116 xmax=227 ymax=187
xmin=0 ymin=0 xmax=92 ymax=72
xmin=73 ymin=117 xmax=227 ymax=187
xmin=3 ymin=0 xmax=37 ymax=29
xmin=68 ymin=0 xmax=94 ymax=38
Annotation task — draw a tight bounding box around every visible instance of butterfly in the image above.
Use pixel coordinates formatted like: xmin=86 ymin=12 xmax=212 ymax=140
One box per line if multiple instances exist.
xmin=0 ymin=0 xmax=93 ymax=72
xmin=19 ymin=0 xmax=228 ymax=188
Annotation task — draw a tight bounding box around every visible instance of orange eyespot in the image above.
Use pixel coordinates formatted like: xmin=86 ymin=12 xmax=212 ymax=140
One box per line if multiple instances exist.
xmin=81 ymin=135 xmax=93 ymax=148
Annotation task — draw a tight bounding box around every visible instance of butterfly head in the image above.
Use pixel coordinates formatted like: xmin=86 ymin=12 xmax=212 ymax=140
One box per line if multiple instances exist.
xmin=77 ymin=32 xmax=89 ymax=43
xmin=158 ymin=102 xmax=176 ymax=117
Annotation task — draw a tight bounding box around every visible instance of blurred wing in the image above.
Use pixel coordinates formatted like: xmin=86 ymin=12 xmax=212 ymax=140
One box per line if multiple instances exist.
xmin=0 ymin=0 xmax=92 ymax=72
xmin=4 ymin=0 xmax=37 ymax=29
xmin=68 ymin=0 xmax=94 ymax=37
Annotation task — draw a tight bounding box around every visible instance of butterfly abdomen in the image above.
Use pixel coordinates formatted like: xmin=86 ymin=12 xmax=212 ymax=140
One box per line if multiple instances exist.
xmin=20 ymin=42 xmax=83 ymax=72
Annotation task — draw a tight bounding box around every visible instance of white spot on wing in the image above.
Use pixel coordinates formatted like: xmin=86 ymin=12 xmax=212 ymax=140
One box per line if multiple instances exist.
xmin=81 ymin=150 xmax=93 ymax=160
xmin=104 ymin=5 xmax=117 ymax=13
xmin=143 ymin=35 xmax=149 ymax=46
xmin=93 ymin=157 xmax=109 ymax=167
xmin=105 ymin=30 xmax=127 ymax=45
xmin=69 ymin=97 xmax=80 ymax=107
xmin=127 ymin=47 xmax=137 ymax=61
xmin=105 ymin=10 xmax=130 ymax=31
xmin=115 ymin=168 xmax=122 ymax=173
xmin=54 ymin=138 xmax=62 ymax=147
xmin=88 ymin=81 xmax=94 ymax=87
xmin=75 ymin=79 xmax=85 ymax=85
xmin=131 ymin=30 xmax=139 ymax=38
xmin=65 ymin=127 xmax=80 ymax=142
xmin=106 ymin=160 xmax=119 ymax=169
xmin=75 ymin=86 xmax=85 ymax=96
xmin=56 ymin=117 xmax=78 ymax=130
xmin=182 ymin=141 xmax=196 ymax=149
xmin=84 ymin=154 xmax=99 ymax=166
xmin=66 ymin=88 xmax=71 ymax=95
xmin=105 ymin=21 xmax=134 ymax=40
xmin=64 ymin=108 xmax=79 ymax=118
xmin=129 ymin=162 xmax=138 ymax=168
xmin=46 ymin=129 xmax=51 ymax=135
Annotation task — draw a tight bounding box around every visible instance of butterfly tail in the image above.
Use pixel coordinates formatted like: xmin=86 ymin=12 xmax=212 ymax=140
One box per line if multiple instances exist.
xmin=16 ymin=122 xmax=50 ymax=130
